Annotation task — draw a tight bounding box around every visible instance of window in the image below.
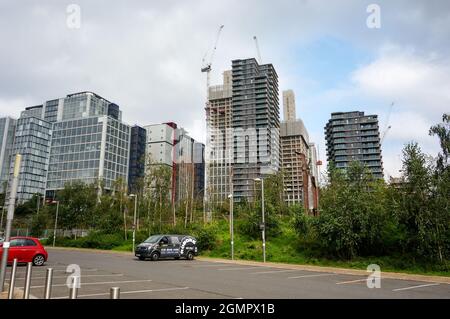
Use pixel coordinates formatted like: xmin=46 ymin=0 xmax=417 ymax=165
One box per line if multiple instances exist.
xmin=10 ymin=239 xmax=26 ymax=247
xmin=25 ymin=239 xmax=37 ymax=246
xmin=170 ymin=236 xmax=180 ymax=245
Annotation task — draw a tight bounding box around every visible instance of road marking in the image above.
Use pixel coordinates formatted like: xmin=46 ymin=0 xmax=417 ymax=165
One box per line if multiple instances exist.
xmin=251 ymin=269 xmax=301 ymax=275
xmin=52 ymin=287 xmax=190 ymax=299
xmin=11 ymin=268 xmax=99 ymax=274
xmin=190 ymin=264 xmax=234 ymax=268
xmin=6 ymin=274 xmax=124 ymax=280
xmin=336 ymin=278 xmax=368 ymax=285
xmin=218 ymin=267 xmax=264 ymax=271
xmin=393 ymin=283 xmax=440 ymax=292
xmin=288 ymin=273 xmax=335 ymax=279
xmin=30 ymin=279 xmax=153 ymax=289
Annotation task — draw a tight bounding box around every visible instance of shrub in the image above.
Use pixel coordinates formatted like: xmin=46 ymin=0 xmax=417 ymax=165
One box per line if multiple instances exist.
xmin=189 ymin=223 xmax=218 ymax=251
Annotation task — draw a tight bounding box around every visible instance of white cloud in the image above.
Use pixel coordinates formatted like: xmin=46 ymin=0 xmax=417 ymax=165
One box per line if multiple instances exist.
xmin=0 ymin=0 xmax=449 ymax=180
xmin=351 ymin=46 xmax=450 ymax=117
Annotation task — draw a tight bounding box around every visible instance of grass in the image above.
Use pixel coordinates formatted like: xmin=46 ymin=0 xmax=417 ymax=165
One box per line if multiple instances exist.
xmin=202 ymin=219 xmax=450 ymax=277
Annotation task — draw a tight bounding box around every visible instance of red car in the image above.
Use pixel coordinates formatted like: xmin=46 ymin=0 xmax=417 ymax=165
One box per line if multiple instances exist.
xmin=0 ymin=237 xmax=48 ymax=266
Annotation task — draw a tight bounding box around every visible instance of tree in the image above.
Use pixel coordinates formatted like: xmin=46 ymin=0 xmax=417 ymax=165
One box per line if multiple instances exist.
xmin=56 ymin=181 xmax=97 ymax=230
xmin=144 ymin=159 xmax=172 ymax=230
xmin=395 ymin=140 xmax=449 ymax=263
xmin=30 ymin=208 xmax=51 ymax=237
xmin=314 ymin=162 xmax=391 ymax=259
xmin=429 ymin=113 xmax=450 ymax=172
xmin=264 ymin=171 xmax=288 ymax=216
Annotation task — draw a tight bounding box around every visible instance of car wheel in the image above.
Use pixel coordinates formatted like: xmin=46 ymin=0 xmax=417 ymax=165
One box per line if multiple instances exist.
xmin=186 ymin=252 xmax=194 ymax=261
xmin=151 ymin=252 xmax=160 ymax=261
xmin=138 ymin=256 xmax=146 ymax=261
xmin=33 ymin=254 xmax=45 ymax=266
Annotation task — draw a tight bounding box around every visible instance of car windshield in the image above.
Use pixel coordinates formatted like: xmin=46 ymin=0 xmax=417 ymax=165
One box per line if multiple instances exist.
xmin=144 ymin=235 xmax=161 ymax=244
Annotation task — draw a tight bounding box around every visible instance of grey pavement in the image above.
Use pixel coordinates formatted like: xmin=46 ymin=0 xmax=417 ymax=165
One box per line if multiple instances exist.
xmin=3 ymin=248 xmax=449 ymax=299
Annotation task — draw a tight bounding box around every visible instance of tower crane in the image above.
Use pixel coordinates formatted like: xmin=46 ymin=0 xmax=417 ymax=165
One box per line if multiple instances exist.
xmin=201 ymin=25 xmax=224 ymax=97
xmin=253 ymin=36 xmax=262 ymax=64
xmin=380 ymin=101 xmax=394 ymax=144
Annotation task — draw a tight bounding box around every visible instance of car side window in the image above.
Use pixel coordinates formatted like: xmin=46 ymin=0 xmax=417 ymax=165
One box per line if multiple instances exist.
xmin=160 ymin=237 xmax=168 ymax=245
xmin=10 ymin=239 xmax=25 ymax=247
xmin=170 ymin=236 xmax=180 ymax=245
xmin=25 ymin=239 xmax=37 ymax=247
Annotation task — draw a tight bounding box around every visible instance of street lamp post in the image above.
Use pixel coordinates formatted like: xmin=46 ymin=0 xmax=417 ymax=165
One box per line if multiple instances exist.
xmin=52 ymin=201 xmax=59 ymax=248
xmin=129 ymin=194 xmax=137 ymax=254
xmin=228 ymin=194 xmax=234 ymax=260
xmin=0 ymin=154 xmax=21 ymax=292
xmin=36 ymin=194 xmax=43 ymax=215
xmin=0 ymin=206 xmax=5 ymax=233
xmin=254 ymin=177 xmax=266 ymax=263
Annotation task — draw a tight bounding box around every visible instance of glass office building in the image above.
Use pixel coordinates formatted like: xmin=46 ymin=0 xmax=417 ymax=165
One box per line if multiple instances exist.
xmin=7 ymin=117 xmax=52 ymax=203
xmin=0 ymin=117 xmax=17 ymax=193
xmin=46 ymin=115 xmax=130 ymax=197
xmin=128 ymin=125 xmax=147 ymax=193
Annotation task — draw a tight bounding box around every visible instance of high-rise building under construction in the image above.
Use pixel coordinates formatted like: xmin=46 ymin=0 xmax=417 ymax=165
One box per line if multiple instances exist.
xmin=205 ymin=71 xmax=233 ymax=209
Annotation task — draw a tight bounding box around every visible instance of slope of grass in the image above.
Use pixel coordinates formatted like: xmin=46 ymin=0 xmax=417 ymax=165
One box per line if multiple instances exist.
xmin=202 ymin=219 xmax=450 ymax=277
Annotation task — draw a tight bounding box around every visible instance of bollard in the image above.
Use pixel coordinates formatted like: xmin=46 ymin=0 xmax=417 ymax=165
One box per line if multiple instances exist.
xmin=110 ymin=287 xmax=120 ymax=299
xmin=69 ymin=276 xmax=79 ymax=299
xmin=44 ymin=268 xmax=53 ymax=299
xmin=23 ymin=262 xmax=33 ymax=299
xmin=7 ymin=259 xmax=18 ymax=299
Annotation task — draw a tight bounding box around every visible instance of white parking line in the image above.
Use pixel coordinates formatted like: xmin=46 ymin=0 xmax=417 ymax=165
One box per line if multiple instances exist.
xmin=52 ymin=287 xmax=190 ymax=299
xmin=393 ymin=283 xmax=440 ymax=292
xmin=12 ymin=268 xmax=99 ymax=274
xmin=30 ymin=279 xmax=153 ymax=289
xmin=336 ymin=278 xmax=367 ymax=285
xmin=251 ymin=269 xmax=301 ymax=275
xmin=6 ymin=274 xmax=124 ymax=281
xmin=190 ymin=264 xmax=234 ymax=268
xmin=288 ymin=273 xmax=335 ymax=279
xmin=218 ymin=267 xmax=264 ymax=271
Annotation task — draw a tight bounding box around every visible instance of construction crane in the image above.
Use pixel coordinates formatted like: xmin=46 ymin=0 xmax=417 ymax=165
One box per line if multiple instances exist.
xmin=253 ymin=36 xmax=262 ymax=63
xmin=201 ymin=25 xmax=224 ymax=97
xmin=380 ymin=102 xmax=394 ymax=144
xmin=381 ymin=125 xmax=391 ymax=144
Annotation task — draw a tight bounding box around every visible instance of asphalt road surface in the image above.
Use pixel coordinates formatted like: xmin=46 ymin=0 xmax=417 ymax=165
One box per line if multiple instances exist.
xmin=4 ymin=248 xmax=449 ymax=299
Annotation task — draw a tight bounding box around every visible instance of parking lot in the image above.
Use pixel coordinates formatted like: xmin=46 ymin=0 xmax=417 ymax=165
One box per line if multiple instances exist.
xmin=3 ymin=248 xmax=449 ymax=299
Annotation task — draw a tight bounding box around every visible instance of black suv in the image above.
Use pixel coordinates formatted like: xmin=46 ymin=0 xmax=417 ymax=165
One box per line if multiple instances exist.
xmin=135 ymin=234 xmax=198 ymax=261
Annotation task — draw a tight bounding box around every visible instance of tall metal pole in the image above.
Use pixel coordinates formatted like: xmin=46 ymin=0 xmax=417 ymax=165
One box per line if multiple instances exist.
xmin=53 ymin=201 xmax=59 ymax=248
xmin=0 ymin=206 xmax=5 ymax=232
xmin=23 ymin=262 xmax=32 ymax=299
xmin=0 ymin=154 xmax=21 ymax=292
xmin=7 ymin=258 xmax=18 ymax=299
xmin=132 ymin=195 xmax=137 ymax=253
xmin=110 ymin=287 xmax=120 ymax=299
xmin=261 ymin=179 xmax=266 ymax=263
xmin=69 ymin=276 xmax=79 ymax=299
xmin=229 ymin=194 xmax=234 ymax=261
xmin=44 ymin=268 xmax=53 ymax=299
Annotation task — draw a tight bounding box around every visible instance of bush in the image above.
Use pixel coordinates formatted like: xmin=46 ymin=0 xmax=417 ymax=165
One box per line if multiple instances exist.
xmin=189 ymin=223 xmax=218 ymax=251
xmin=238 ymin=208 xmax=281 ymax=239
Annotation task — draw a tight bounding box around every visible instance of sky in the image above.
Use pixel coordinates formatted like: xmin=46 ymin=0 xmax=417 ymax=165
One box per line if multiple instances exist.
xmin=0 ymin=0 xmax=449 ymax=180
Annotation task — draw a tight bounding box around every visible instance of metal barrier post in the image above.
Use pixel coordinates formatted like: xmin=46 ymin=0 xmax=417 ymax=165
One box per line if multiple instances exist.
xmin=7 ymin=259 xmax=18 ymax=299
xmin=23 ymin=262 xmax=32 ymax=299
xmin=69 ymin=276 xmax=79 ymax=299
xmin=44 ymin=268 xmax=53 ymax=299
xmin=110 ymin=287 xmax=120 ymax=299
